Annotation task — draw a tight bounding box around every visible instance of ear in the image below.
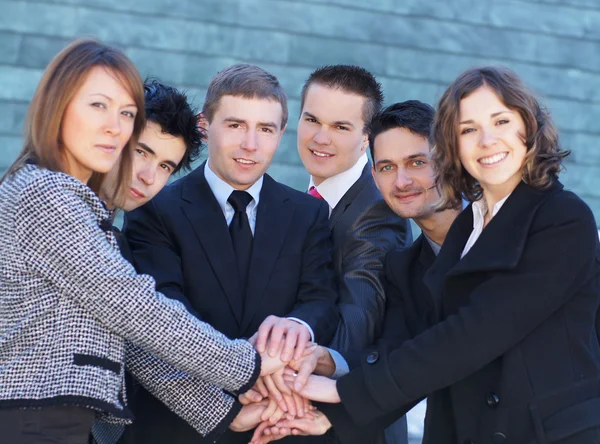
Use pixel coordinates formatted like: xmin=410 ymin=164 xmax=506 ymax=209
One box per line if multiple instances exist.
xmin=371 ymin=165 xmax=381 ymax=192
xmin=361 ymin=132 xmax=369 ymax=153
xmin=197 ymin=113 xmax=208 ymax=141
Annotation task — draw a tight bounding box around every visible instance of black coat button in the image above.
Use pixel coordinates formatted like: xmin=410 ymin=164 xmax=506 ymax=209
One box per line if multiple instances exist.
xmin=486 ymin=392 xmax=500 ymax=408
xmin=492 ymin=432 xmax=506 ymax=443
xmin=366 ymin=351 xmax=379 ymax=364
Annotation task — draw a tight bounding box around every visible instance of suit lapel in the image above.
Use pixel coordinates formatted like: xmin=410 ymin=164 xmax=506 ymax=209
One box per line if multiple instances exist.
xmin=329 ymin=164 xmax=371 ymax=230
xmin=180 ymin=162 xmax=243 ymax=325
xmin=240 ymin=175 xmax=294 ymax=332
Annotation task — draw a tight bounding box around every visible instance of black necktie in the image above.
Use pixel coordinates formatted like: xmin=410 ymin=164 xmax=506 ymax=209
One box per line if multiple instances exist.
xmin=228 ymin=190 xmax=254 ymax=300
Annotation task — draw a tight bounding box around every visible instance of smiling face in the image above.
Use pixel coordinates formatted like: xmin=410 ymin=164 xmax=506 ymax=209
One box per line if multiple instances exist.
xmin=205 ymin=95 xmax=285 ymax=190
xmin=372 ymin=127 xmax=438 ymax=221
xmin=61 ymin=66 xmax=138 ymax=183
xmin=297 ymin=84 xmax=368 ymax=185
xmin=458 ymin=86 xmax=527 ymax=201
xmin=102 ymin=120 xmax=187 ymax=211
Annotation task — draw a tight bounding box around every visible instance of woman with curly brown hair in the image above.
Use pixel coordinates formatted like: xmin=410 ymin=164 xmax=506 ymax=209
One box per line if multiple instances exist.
xmin=276 ymin=67 xmax=600 ymax=444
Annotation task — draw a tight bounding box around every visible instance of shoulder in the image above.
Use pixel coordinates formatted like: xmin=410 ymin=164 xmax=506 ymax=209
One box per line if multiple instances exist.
xmin=536 ymin=185 xmax=596 ymax=228
xmin=265 ymin=175 xmax=326 ymax=212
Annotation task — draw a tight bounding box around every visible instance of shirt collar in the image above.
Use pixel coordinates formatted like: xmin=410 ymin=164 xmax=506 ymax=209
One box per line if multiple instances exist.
xmin=471 ymin=193 xmax=511 ymax=229
xmin=204 ymin=160 xmax=263 ymax=213
xmin=308 ymin=154 xmax=368 ymax=210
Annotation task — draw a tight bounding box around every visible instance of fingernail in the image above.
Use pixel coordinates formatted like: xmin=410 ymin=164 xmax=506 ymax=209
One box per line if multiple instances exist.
xmin=269 ymin=348 xmax=276 ymax=356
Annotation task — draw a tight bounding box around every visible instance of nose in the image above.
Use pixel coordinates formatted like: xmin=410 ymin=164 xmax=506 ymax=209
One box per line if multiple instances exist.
xmin=138 ymin=165 xmax=155 ymax=186
xmin=394 ymin=169 xmax=414 ymax=189
xmin=241 ymin=129 xmax=258 ymax=151
xmin=104 ymin=111 xmax=122 ymax=136
xmin=313 ymin=126 xmax=331 ymax=145
xmin=479 ymin=126 xmax=497 ymax=149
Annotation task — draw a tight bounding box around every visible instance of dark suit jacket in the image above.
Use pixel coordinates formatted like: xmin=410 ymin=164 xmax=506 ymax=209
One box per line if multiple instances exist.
xmin=336 ymin=181 xmax=600 ymax=444
xmin=328 ymin=164 xmax=412 ymax=352
xmin=122 ymin=163 xmax=339 ymax=444
xmin=321 ymin=235 xmax=435 ymax=444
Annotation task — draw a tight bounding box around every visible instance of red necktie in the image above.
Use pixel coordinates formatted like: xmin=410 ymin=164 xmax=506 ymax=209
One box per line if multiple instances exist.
xmin=308 ymin=186 xmax=324 ymax=200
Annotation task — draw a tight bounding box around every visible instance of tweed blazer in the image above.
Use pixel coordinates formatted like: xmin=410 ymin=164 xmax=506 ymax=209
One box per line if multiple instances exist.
xmin=0 ymin=165 xmax=259 ymax=437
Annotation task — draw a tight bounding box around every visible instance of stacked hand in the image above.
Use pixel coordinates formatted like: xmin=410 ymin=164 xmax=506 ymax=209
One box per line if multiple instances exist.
xmin=234 ymin=316 xmax=340 ymax=439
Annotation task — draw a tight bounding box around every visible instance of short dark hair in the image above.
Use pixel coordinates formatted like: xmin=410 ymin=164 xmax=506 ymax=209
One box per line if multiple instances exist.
xmin=144 ymin=79 xmax=203 ymax=173
xmin=368 ymin=100 xmax=435 ymax=160
xmin=202 ymin=64 xmax=288 ymax=128
xmin=301 ymin=65 xmax=384 ymax=132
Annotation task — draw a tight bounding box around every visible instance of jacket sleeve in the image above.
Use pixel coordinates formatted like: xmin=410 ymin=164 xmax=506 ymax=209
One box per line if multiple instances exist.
xmin=338 ymin=193 xmax=600 ymax=425
xmin=329 ymin=200 xmax=412 ymax=351
xmin=125 ymin=342 xmax=241 ymax=440
xmin=286 ymin=200 xmax=340 ymax=345
xmin=123 ymin=198 xmax=200 ymax=316
xmin=15 ymin=177 xmax=259 ymax=395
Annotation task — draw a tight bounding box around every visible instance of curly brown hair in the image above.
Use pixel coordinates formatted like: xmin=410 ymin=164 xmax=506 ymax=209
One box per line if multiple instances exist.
xmin=432 ymin=66 xmax=569 ymax=208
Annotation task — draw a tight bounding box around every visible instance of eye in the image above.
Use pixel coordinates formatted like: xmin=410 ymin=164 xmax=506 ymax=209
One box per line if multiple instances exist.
xmin=305 ymin=117 xmax=317 ymax=123
xmin=337 ymin=125 xmax=350 ymax=131
xmin=261 ymin=127 xmax=274 ymax=134
xmin=496 ymin=119 xmax=509 ymax=126
xmin=91 ymin=102 xmax=107 ymax=109
xmin=122 ymin=110 xmax=136 ymax=119
xmin=160 ymin=164 xmax=172 ymax=173
xmin=460 ymin=127 xmax=475 ymax=135
xmin=379 ymin=164 xmax=394 ymax=172
xmin=411 ymin=160 xmax=426 ymax=167
xmin=229 ymin=123 xmax=241 ymax=129
xmin=135 ymin=148 xmax=146 ymax=157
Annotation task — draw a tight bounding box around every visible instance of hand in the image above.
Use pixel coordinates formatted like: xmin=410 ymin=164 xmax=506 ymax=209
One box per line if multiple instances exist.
xmin=282 ymin=371 xmax=341 ymax=403
xmin=229 ymin=400 xmax=286 ymax=433
xmin=250 ymin=410 xmax=331 ymax=443
xmin=256 ymin=316 xmax=312 ymax=361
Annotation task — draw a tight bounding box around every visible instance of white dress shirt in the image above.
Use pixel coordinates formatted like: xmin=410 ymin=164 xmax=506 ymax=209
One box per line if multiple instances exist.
xmin=204 ymin=161 xmax=262 ymax=235
xmin=461 ymin=194 xmax=511 ymax=258
xmin=204 ymin=160 xmax=314 ymax=341
xmin=308 ymin=154 xmax=368 ymax=215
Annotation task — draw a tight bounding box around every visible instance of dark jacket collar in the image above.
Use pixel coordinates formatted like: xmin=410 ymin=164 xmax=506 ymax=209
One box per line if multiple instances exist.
xmin=329 ymin=163 xmax=372 ymax=228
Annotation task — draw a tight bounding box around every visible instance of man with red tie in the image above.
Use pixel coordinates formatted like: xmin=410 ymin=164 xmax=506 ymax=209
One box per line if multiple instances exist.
xmin=297 ymin=65 xmax=412 ymax=444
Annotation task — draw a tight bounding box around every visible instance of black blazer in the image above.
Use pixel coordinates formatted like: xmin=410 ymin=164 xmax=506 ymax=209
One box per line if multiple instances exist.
xmin=328 ymin=164 xmax=412 ymax=351
xmin=336 ymin=181 xmax=600 ymax=444
xmin=122 ymin=163 xmax=339 ymax=444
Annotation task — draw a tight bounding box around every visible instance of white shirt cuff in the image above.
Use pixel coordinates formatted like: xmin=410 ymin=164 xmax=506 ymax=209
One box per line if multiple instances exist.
xmin=325 ymin=347 xmax=350 ymax=380
xmin=287 ymin=317 xmax=315 ymax=342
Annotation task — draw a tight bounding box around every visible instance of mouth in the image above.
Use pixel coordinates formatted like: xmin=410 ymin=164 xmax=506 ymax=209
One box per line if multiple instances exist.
xmin=478 ymin=152 xmax=508 ymax=166
xmin=309 ymin=149 xmax=333 ymax=158
xmin=234 ymin=158 xmax=257 ymax=165
xmin=96 ymin=144 xmax=117 ymax=153
xmin=129 ymin=187 xmax=145 ymax=199
xmin=393 ymin=190 xmax=423 ymax=202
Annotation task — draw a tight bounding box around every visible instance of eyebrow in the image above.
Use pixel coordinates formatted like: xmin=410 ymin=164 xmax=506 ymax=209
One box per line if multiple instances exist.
xmin=375 ymin=152 xmax=428 ymax=168
xmin=138 ymin=142 xmax=179 ymax=169
xmin=302 ymin=111 xmax=355 ymax=129
xmin=224 ymin=117 xmax=279 ymax=129
xmin=90 ymin=93 xmax=137 ymax=108
xmin=459 ymin=110 xmax=512 ymax=125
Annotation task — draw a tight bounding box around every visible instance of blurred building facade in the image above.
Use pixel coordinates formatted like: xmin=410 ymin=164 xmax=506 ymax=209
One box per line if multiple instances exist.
xmin=1 ymin=0 xmax=599 ymax=222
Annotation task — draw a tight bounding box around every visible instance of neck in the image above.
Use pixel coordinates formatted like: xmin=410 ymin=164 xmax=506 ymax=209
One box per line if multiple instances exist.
xmin=481 ymin=180 xmax=520 ymax=219
xmin=415 ymin=208 xmax=461 ymax=246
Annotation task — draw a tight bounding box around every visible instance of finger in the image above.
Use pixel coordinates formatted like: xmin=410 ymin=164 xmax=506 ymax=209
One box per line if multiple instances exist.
xmin=268 ymin=323 xmax=286 ymax=357
xmin=248 ymin=332 xmax=259 ymax=347
xmin=256 ymin=317 xmax=276 ymax=353
xmin=292 ymin=391 xmax=305 ymax=417
xmin=292 ymin=329 xmax=310 ymax=361
xmin=281 ymin=329 xmax=298 ymax=362
xmin=263 ymin=375 xmax=288 ymax=412
xmin=261 ymin=399 xmax=278 ymax=422
xmin=255 ymin=378 xmax=269 ymax=398
xmin=269 ymin=406 xmax=286 ymax=424
xmin=295 ymin=360 xmax=312 ymax=392
xmin=302 ymin=342 xmax=318 ymax=357
xmin=250 ymin=421 xmax=270 ymax=443
xmin=282 ymin=393 xmax=297 ymax=417
xmin=271 ymin=369 xmax=292 ymax=395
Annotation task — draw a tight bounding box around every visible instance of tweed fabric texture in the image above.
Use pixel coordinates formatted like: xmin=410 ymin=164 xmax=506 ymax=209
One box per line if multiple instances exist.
xmin=0 ymin=165 xmax=258 ymax=431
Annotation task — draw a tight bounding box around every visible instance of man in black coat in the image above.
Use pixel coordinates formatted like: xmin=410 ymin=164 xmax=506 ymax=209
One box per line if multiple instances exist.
xmin=250 ymin=101 xmax=461 ymax=444
xmin=123 ymin=64 xmax=339 ymax=444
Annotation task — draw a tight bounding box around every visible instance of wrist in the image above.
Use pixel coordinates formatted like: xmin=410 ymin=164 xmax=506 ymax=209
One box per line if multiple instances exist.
xmin=315 ymin=346 xmax=335 ymax=377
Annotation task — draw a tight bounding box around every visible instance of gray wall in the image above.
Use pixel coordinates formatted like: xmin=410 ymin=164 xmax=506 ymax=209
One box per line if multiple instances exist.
xmin=1 ymin=0 xmax=599 ymax=221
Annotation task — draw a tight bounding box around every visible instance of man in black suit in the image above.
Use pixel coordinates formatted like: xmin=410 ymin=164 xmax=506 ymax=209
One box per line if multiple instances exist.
xmin=296 ymin=66 xmax=411 ymax=444
xmin=123 ymin=64 xmax=339 ymax=444
xmin=250 ymin=101 xmax=462 ymax=444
